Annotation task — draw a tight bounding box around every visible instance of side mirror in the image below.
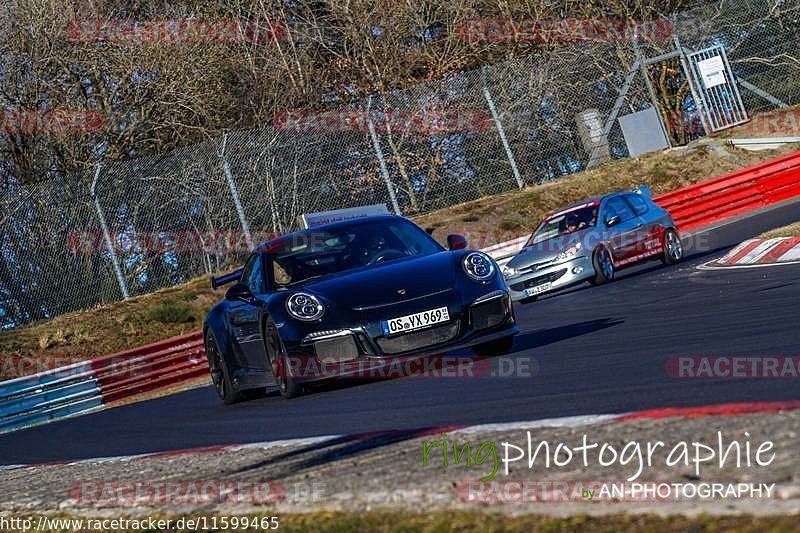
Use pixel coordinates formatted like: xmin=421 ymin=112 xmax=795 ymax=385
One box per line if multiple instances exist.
xmin=226 ymin=282 xmax=252 ymax=301
xmin=447 ymin=234 xmax=468 ymax=250
xmin=606 ymin=215 xmax=621 ymax=227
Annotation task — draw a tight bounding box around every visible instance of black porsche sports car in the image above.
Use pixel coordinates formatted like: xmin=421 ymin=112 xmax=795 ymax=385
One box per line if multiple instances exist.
xmin=203 ymin=215 xmax=518 ymax=402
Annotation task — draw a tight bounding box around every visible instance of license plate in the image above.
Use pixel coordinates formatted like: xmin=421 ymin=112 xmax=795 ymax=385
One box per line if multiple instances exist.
xmin=381 ymin=306 xmax=450 ymax=336
xmin=524 ymin=282 xmax=552 ymax=297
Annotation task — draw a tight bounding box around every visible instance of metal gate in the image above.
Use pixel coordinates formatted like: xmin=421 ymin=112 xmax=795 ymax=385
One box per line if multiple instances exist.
xmin=684 ymin=45 xmax=749 ymax=132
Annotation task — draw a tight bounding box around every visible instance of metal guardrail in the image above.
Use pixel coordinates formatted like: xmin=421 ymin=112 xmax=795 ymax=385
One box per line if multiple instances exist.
xmin=654 ymin=150 xmax=800 ymax=231
xmin=2 ymin=151 xmax=800 ymax=433
xmin=0 ymin=332 xmax=207 ymax=433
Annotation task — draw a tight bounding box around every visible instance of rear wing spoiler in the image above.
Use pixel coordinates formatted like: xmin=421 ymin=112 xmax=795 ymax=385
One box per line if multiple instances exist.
xmin=211 ymin=268 xmax=243 ymax=290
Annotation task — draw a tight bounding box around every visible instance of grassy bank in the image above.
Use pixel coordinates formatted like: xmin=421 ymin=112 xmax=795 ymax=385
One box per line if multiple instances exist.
xmin=760 ymin=222 xmax=800 ymax=239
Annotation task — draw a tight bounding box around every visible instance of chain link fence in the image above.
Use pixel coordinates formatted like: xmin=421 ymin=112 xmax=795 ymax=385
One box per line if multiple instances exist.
xmin=1 ymin=0 xmax=798 ymax=328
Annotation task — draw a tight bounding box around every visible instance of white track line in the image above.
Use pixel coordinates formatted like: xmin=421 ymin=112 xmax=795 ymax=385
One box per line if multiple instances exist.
xmin=1 ymin=415 xmax=623 ymax=471
xmin=779 ymin=242 xmax=800 ymax=262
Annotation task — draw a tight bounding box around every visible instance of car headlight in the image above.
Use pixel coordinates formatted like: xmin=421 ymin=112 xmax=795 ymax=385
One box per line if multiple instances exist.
xmin=463 ymin=252 xmax=496 ymax=281
xmin=286 ymin=292 xmax=325 ymax=321
xmin=554 ymin=242 xmax=582 ymax=262
xmin=502 ymin=265 xmax=518 ymax=279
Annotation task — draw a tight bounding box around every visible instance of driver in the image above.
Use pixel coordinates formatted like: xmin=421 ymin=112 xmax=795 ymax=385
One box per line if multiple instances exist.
xmin=358 ymin=234 xmax=388 ymax=264
xmin=565 ymin=213 xmax=580 ymax=233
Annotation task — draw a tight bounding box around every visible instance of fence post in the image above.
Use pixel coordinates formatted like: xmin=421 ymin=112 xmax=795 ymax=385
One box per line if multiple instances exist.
xmin=90 ymin=163 xmax=130 ymax=300
xmin=366 ymin=96 xmax=402 ymax=215
xmin=480 ymin=66 xmax=524 ymax=189
xmin=220 ymin=132 xmax=254 ymax=250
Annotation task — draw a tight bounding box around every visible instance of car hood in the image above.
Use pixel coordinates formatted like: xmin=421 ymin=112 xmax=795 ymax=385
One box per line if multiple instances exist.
xmin=507 ymin=228 xmax=599 ymax=269
xmin=301 ymin=252 xmax=457 ymax=310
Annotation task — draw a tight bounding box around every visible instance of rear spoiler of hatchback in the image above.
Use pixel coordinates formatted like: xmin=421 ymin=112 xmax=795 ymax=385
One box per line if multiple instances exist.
xmin=634 ymin=184 xmax=653 ymax=199
xmin=211 ymin=268 xmax=243 ymax=290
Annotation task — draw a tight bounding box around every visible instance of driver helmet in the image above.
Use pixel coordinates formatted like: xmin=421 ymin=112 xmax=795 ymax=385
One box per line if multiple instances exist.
xmin=566 ymin=212 xmax=580 ymax=229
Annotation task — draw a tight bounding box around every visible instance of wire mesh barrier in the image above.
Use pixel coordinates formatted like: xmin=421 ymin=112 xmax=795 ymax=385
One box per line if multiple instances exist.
xmin=1 ymin=0 xmax=798 ymax=329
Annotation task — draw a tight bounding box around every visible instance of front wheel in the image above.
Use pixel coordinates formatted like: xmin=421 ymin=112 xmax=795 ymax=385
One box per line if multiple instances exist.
xmin=473 ymin=335 xmax=515 ymax=357
xmin=589 ymin=246 xmax=615 ymax=285
xmin=264 ymin=319 xmax=305 ymax=399
xmin=661 ymin=229 xmax=683 ymax=265
xmin=206 ymin=332 xmax=246 ymax=405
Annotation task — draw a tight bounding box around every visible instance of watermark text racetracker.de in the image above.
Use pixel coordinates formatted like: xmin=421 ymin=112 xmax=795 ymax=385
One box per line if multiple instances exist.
xmin=1 ymin=109 xmax=104 ymax=134
xmin=456 ymin=18 xmax=673 ymax=44
xmin=64 ymin=227 xmax=717 ymax=256
xmin=283 ymin=354 xmax=537 ymax=381
xmin=68 ymin=479 xmax=298 ymax=506
xmin=668 ymin=356 xmax=800 ymax=378
xmin=274 ymin=109 xmax=492 ymax=135
xmin=67 ymin=19 xmax=285 ymax=45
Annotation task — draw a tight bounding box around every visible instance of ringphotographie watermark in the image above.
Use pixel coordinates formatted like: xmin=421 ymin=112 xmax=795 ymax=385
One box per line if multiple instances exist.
xmin=274 ymin=109 xmax=493 ymax=135
xmin=456 ymin=18 xmax=673 ymax=44
xmin=1 ymin=109 xmax=104 ymax=134
xmin=67 ymin=19 xmax=285 ymax=45
xmin=668 ymin=356 xmax=800 ymax=379
xmin=456 ymin=479 xmax=775 ymax=503
xmin=421 ymin=431 xmax=776 ymax=482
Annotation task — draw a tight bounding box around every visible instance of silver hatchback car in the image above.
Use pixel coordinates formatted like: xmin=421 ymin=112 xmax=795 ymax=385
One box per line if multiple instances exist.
xmin=503 ymin=187 xmax=683 ymax=302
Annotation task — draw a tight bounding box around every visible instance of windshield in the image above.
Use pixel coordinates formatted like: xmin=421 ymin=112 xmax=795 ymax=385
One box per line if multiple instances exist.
xmin=265 ymin=219 xmax=443 ymax=287
xmin=526 ymin=204 xmax=598 ymax=246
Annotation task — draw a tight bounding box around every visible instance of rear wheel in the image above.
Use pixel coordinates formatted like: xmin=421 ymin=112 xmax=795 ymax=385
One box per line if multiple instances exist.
xmin=473 ymin=335 xmax=515 ymax=356
xmin=589 ymin=246 xmax=615 ymax=285
xmin=206 ymin=332 xmax=246 ymax=405
xmin=661 ymin=229 xmax=683 ymax=265
xmin=264 ymin=319 xmax=305 ymax=399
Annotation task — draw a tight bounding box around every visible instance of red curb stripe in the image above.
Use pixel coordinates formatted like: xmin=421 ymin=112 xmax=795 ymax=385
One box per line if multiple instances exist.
xmin=616 ymin=400 xmax=800 ymax=421
xmin=758 ymin=237 xmax=800 ymax=263
xmin=720 ymin=239 xmax=763 ymax=265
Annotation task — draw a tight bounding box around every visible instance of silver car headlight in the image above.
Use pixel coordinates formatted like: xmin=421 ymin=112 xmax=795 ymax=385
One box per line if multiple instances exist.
xmin=286 ymin=292 xmax=325 ymax=321
xmin=554 ymin=242 xmax=582 ymax=262
xmin=463 ymin=252 xmax=495 ymax=281
xmin=502 ymin=265 xmax=518 ymax=279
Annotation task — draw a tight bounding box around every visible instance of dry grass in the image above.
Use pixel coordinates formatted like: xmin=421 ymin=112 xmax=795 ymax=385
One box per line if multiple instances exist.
xmin=0 ymin=276 xmax=222 ymax=378
xmin=418 ymin=140 xmax=800 ymax=246
xmin=761 ymin=221 xmax=800 ymax=239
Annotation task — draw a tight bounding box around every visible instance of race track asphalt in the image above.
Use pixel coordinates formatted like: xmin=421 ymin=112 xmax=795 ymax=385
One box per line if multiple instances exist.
xmin=2 ymin=201 xmax=799 ymax=465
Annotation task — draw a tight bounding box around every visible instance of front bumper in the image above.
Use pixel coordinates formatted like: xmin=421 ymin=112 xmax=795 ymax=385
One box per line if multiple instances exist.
xmin=283 ymin=290 xmax=518 ymax=383
xmin=505 ymin=255 xmax=594 ymax=301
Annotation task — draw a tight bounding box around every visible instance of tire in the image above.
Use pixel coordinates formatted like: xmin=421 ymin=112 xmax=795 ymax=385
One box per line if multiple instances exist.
xmin=661 ymin=228 xmax=684 ymax=265
xmin=205 ymin=332 xmax=246 ymax=405
xmin=590 ymin=246 xmax=615 ymax=285
xmin=473 ymin=335 xmax=515 ymax=357
xmin=264 ymin=319 xmax=305 ymax=399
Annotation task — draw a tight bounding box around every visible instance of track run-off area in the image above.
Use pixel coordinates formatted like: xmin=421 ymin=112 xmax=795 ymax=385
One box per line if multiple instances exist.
xmin=1 ymin=199 xmax=799 ymax=466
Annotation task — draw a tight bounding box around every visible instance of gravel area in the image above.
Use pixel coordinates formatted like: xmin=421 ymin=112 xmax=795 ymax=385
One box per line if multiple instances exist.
xmin=1 ymin=410 xmax=798 ymax=517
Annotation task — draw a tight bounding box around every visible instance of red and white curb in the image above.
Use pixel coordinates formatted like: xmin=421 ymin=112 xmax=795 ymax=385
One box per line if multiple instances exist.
xmin=701 ymin=237 xmax=800 ymax=269
xmin=3 ymin=400 xmax=799 ymax=472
